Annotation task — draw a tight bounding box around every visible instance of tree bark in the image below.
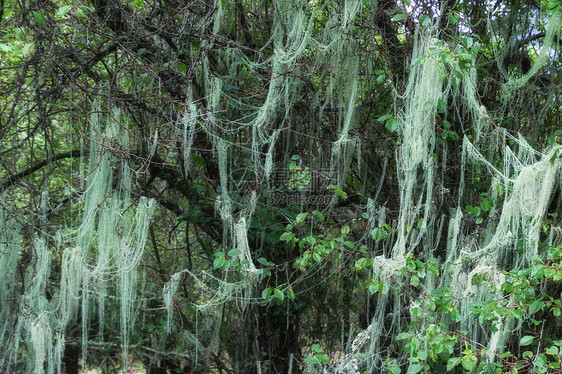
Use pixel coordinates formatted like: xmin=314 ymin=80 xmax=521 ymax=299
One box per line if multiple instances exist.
xmin=62 ymin=343 xmax=80 ymax=374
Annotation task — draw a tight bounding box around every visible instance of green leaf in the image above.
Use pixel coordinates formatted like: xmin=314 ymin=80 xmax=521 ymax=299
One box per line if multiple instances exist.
xmin=257 ymin=257 xmax=269 ymax=266
xmin=274 ymin=288 xmax=284 ymax=301
xmin=312 ymin=210 xmax=324 ymax=222
xmin=312 ymin=252 xmax=321 ymax=263
xmin=510 ymin=308 xmax=522 ymax=319
xmin=287 ymin=161 xmax=297 ymax=170
xmin=427 ymin=262 xmax=438 ymax=277
xmin=302 ymin=251 xmax=311 ymax=264
xmin=404 ymin=0 xmax=410 ymax=6
xmin=341 ymin=225 xmax=350 ymax=236
xmin=337 ymin=186 xmax=347 ymax=199
xmin=315 ymin=353 xmax=330 ymax=364
xmin=287 ymin=286 xmax=295 ymax=300
xmin=371 ymin=227 xmax=389 ymax=241
xmin=355 ymin=257 xmax=368 ymax=270
xmin=546 ymin=346 xmax=559 ymax=355
xmin=378 ymin=114 xmax=393 ymax=122
xmin=295 ymin=212 xmax=307 ymax=225
xmin=447 ymin=13 xmax=458 ymax=24
xmin=228 ymin=248 xmax=241 ymax=257
xmin=550 ymin=149 xmax=559 ymax=164
xmin=57 ymin=5 xmax=72 ymax=17
xmin=262 ymin=287 xmax=272 ymax=301
xmin=447 ymin=357 xmax=461 ymax=371
xmin=462 ymin=355 xmax=477 ymax=371
xmin=453 ymin=68 xmax=464 ymax=79
xmin=386 ymin=118 xmax=399 ymax=132
xmin=303 ymin=356 xmax=317 ymax=365
xmin=529 ymin=300 xmax=545 ymax=314
xmin=495 ymin=184 xmax=504 ymax=196
xmin=419 ymin=15 xmax=430 ymax=27
xmin=280 ymin=232 xmax=294 ymax=242
xmin=327 ymin=184 xmax=347 ymax=199
xmin=368 ymin=281 xmax=384 ymax=294
xmin=535 ymin=354 xmax=547 ymax=368
xmin=520 ymin=335 xmax=535 ymax=346
xmin=213 ymin=257 xmax=227 ymax=269
xmin=407 ymin=363 xmax=423 ymax=373
xmin=451 ymin=308 xmax=461 ymax=322
xmin=32 ymin=11 xmax=45 ymax=25
xmin=410 ymin=275 xmax=420 ymax=287
xmin=396 ymin=332 xmax=411 ymax=340
xmin=76 ymin=6 xmax=89 ymax=18
xmin=392 ymin=13 xmax=406 ymax=22
xmin=481 ymin=198 xmax=493 ymax=212
xmin=176 ymin=62 xmax=187 ymax=72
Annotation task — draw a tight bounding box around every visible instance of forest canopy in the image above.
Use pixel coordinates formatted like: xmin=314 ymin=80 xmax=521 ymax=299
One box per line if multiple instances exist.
xmin=0 ymin=0 xmax=561 ymax=373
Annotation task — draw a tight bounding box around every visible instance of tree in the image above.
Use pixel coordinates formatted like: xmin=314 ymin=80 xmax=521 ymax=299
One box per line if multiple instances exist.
xmin=0 ymin=0 xmax=561 ymax=373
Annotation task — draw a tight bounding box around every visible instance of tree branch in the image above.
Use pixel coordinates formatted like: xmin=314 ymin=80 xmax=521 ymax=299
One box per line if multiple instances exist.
xmin=0 ymin=149 xmax=86 ymax=192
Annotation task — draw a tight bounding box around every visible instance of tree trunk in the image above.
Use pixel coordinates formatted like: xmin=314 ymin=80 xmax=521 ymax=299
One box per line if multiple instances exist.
xmin=62 ymin=343 xmax=80 ymax=374
xmin=257 ymin=304 xmax=301 ymax=374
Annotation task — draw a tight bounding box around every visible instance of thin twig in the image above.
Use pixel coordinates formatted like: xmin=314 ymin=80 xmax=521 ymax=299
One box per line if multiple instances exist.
xmin=531 ymin=319 xmax=546 ymax=373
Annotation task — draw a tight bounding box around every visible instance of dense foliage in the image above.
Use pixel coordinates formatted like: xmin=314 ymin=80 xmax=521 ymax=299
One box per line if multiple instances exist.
xmin=0 ymin=0 xmax=561 ymax=373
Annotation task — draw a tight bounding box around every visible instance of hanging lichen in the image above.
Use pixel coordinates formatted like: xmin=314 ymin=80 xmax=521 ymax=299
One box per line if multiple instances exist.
xmin=2 ymin=1 xmax=561 ymax=373
xmin=502 ymin=8 xmax=561 ymax=93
